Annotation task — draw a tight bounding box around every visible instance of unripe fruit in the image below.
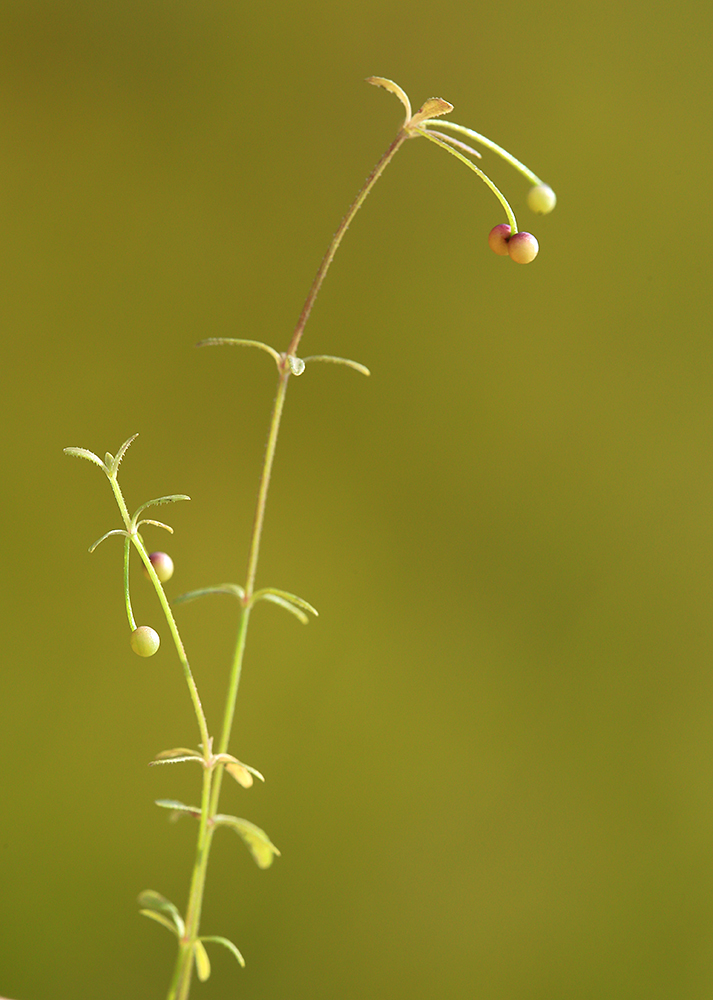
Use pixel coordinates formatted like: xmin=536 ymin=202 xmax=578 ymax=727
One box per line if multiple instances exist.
xmin=488 ymin=223 xmax=512 ymax=256
xmin=527 ymin=184 xmax=556 ymax=215
xmin=507 ymin=231 xmax=539 ymax=264
xmin=143 ymin=551 xmax=174 ymax=583
xmin=131 ymin=625 xmax=160 ymax=657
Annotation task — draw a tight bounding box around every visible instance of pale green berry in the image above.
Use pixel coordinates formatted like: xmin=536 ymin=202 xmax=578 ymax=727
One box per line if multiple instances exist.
xmin=143 ymin=551 xmax=174 ymax=583
xmin=507 ymin=232 xmax=539 ymax=264
xmin=488 ymin=223 xmax=512 ymax=256
xmin=131 ymin=625 xmax=160 ymax=657
xmin=527 ymin=184 xmax=556 ymax=215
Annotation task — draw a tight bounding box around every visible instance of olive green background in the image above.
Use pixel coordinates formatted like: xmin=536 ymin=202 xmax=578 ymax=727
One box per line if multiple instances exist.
xmin=1 ymin=1 xmax=711 ymax=998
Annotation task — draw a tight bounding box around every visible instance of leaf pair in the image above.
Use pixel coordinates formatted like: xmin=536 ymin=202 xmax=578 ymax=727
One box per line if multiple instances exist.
xmin=138 ymin=891 xmax=245 ymax=979
xmin=154 ymin=800 xmax=280 ymax=868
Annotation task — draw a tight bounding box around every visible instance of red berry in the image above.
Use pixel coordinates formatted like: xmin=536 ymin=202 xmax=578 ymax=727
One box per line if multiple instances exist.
xmin=131 ymin=626 xmax=160 ymax=657
xmin=143 ymin=551 xmax=174 ymax=583
xmin=507 ymin=232 xmax=539 ymax=264
xmin=488 ymin=223 xmax=512 ymax=256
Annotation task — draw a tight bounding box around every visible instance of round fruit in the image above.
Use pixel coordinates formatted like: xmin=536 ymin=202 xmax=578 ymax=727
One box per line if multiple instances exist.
xmin=130 ymin=626 xmax=160 ymax=657
xmin=488 ymin=223 xmax=512 ymax=256
xmin=143 ymin=551 xmax=174 ymax=583
xmin=507 ymin=232 xmax=539 ymax=264
xmin=527 ymin=184 xmax=556 ymax=215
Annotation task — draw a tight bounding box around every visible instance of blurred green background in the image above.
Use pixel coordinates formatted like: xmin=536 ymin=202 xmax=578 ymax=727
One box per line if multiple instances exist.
xmin=1 ymin=1 xmax=712 ymax=998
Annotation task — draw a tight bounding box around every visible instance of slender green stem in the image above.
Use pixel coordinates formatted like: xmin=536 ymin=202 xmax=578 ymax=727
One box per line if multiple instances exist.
xmin=425 ymin=119 xmax=544 ymax=186
xmin=106 ymin=470 xmax=211 ymax=752
xmin=416 ymin=127 xmax=519 ymax=234
xmin=171 ymin=765 xmax=214 ymax=1000
xmin=287 ymin=129 xmax=408 ymax=358
xmin=132 ymin=534 xmax=211 ymax=753
xmin=167 ymin=125 xmax=410 ymax=1000
xmin=245 ymin=371 xmax=290 ymax=602
xmin=123 ymin=536 xmax=136 ymax=630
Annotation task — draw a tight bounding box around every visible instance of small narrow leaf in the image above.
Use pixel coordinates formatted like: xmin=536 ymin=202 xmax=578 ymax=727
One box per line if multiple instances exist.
xmin=214 ymin=815 xmax=281 ymax=869
xmin=253 ymin=588 xmax=318 ymax=617
xmin=366 ymin=76 xmax=412 ymax=123
xmin=151 ymin=748 xmax=204 ymax=768
xmin=132 ymin=495 xmax=191 ymax=523
xmin=155 ymin=799 xmax=200 ymax=816
xmin=200 ymin=935 xmax=246 ymax=969
xmin=214 ymin=754 xmax=264 ymax=786
xmin=408 ymin=97 xmax=454 ymax=129
xmin=173 ymin=583 xmax=245 ymax=605
xmin=88 ymin=528 xmax=129 ymax=553
xmin=153 ymin=747 xmax=202 ymax=761
xmin=111 ymin=433 xmax=139 ymax=474
xmin=194 ymin=940 xmax=211 ymax=982
xmin=135 ymin=518 xmax=173 ymax=533
xmin=63 ymin=447 xmax=107 ymax=471
xmin=149 ymin=755 xmax=204 ymax=767
xmin=257 ymin=593 xmax=310 ymax=624
xmin=139 ymin=909 xmax=179 ymax=936
xmin=137 ymin=890 xmax=185 ymax=937
xmin=302 ymin=355 xmax=371 ymax=376
xmin=196 ymin=338 xmax=282 ymax=365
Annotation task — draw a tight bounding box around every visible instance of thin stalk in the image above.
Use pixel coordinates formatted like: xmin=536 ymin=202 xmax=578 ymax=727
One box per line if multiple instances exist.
xmin=287 ymin=129 xmax=408 ymax=357
xmin=167 ymin=127 xmax=410 ymax=1000
xmin=425 ymin=119 xmax=545 ymax=186
xmin=132 ymin=534 xmax=211 ymax=754
xmin=416 ymin=127 xmax=519 ymax=234
xmin=170 ymin=765 xmax=214 ymax=1000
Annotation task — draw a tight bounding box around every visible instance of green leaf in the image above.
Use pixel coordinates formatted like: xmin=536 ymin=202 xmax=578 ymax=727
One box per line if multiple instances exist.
xmin=63 ymin=447 xmax=107 ymax=471
xmin=253 ymin=588 xmax=318 ymax=618
xmin=111 ymin=433 xmax=139 ymax=474
xmin=139 ymin=909 xmax=180 ymax=936
xmin=200 ymin=935 xmax=246 ymax=969
xmin=155 ymin=799 xmax=200 ymax=816
xmin=173 ymin=583 xmax=245 ymax=605
xmin=196 ymin=338 xmax=282 ymax=366
xmin=216 ymin=755 xmax=265 ymax=788
xmin=135 ymin=518 xmax=173 ymax=533
xmin=288 ymin=355 xmax=305 ymax=376
xmin=213 ymin=815 xmax=281 ymax=869
xmin=137 ymin=890 xmax=185 ymax=937
xmin=194 ymin=939 xmax=211 ymax=982
xmin=150 ymin=748 xmax=204 ymax=767
xmin=150 ymin=754 xmax=204 ymax=767
xmin=366 ymin=76 xmax=412 ymax=123
xmin=88 ymin=528 xmax=129 ymax=553
xmin=132 ymin=495 xmax=191 ymax=523
xmin=256 ymin=593 xmax=310 ymax=624
xmin=301 ymin=355 xmax=371 ymax=377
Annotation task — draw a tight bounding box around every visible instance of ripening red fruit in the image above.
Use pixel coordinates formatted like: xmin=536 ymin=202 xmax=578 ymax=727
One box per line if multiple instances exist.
xmin=488 ymin=223 xmax=512 ymax=256
xmin=143 ymin=551 xmax=174 ymax=583
xmin=131 ymin=625 xmax=161 ymax=657
xmin=507 ymin=232 xmax=539 ymax=264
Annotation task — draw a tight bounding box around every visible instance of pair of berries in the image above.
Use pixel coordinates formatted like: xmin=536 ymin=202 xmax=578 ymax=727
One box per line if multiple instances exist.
xmin=487 ymin=182 xmax=556 ymax=263
xmin=130 ymin=551 xmax=174 ymax=657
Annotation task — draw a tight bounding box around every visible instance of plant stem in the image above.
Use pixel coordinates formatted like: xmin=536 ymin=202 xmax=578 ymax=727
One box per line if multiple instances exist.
xmin=169 ymin=127 xmax=408 ymax=1000
xmin=287 ymin=128 xmax=408 ymax=358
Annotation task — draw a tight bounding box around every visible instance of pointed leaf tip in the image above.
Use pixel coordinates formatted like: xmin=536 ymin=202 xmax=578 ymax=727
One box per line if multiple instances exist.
xmin=366 ymin=76 xmax=412 ymax=123
xmin=214 ymin=815 xmax=281 ymax=868
xmin=63 ymin=447 xmax=107 ymax=471
xmin=200 ymin=935 xmax=246 ymax=969
xmin=194 ymin=939 xmax=211 ymax=982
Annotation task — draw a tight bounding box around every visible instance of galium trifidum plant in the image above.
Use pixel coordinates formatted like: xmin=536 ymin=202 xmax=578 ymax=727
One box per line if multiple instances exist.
xmin=64 ymin=77 xmax=555 ymax=999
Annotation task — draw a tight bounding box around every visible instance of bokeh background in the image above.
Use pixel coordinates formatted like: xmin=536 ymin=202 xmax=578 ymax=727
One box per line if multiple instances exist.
xmin=1 ymin=1 xmax=712 ymax=998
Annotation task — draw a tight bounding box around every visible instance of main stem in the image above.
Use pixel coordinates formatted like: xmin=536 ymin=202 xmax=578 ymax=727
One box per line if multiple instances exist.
xmin=168 ymin=127 xmax=408 ymax=1000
